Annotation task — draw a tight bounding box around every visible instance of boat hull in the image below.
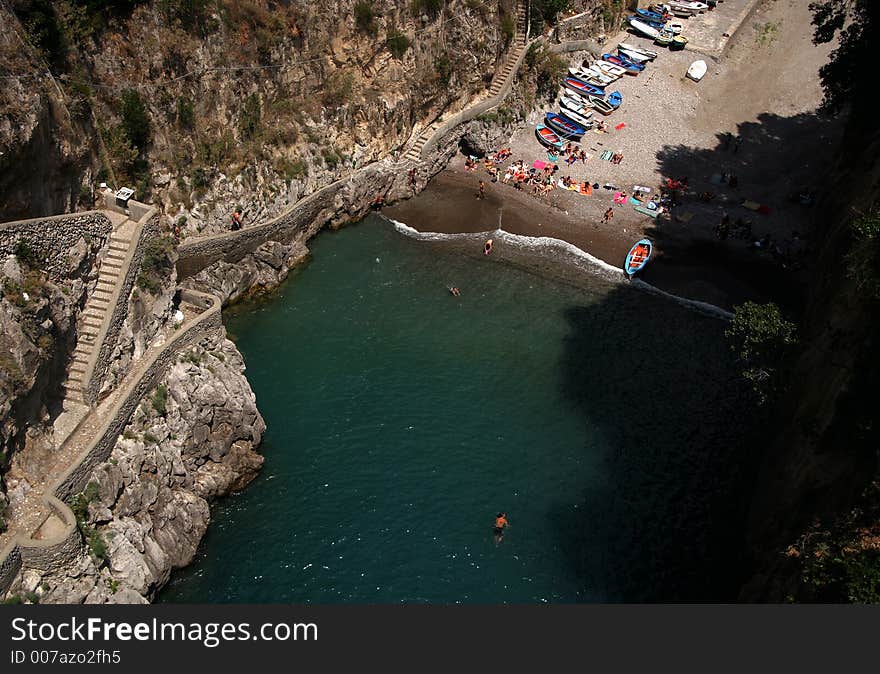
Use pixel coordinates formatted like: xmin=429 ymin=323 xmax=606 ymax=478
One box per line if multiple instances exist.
xmin=563 ymin=77 xmax=605 ymax=97
xmin=624 ymin=238 xmax=653 ymax=276
xmin=535 ymin=124 xmax=564 ymax=149
xmin=545 ymin=112 xmax=586 ymax=139
xmin=628 ymin=18 xmax=660 ymax=39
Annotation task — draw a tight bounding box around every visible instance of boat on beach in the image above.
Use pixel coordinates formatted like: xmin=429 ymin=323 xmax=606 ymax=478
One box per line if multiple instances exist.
xmin=558 ymin=105 xmax=594 ymax=130
xmin=586 ymin=95 xmax=615 ymax=116
xmin=635 ymin=7 xmax=665 ymax=22
xmin=669 ymin=1 xmax=707 ymax=13
xmin=607 ymin=91 xmax=623 ymax=109
xmin=582 ymin=65 xmax=618 ymax=84
xmin=628 ymin=14 xmax=665 ymax=30
xmin=686 ymin=59 xmax=707 ymax=81
xmin=670 ymin=35 xmax=689 ymax=50
xmin=629 ymin=17 xmax=661 ymax=39
xmin=624 ymin=239 xmax=653 ymax=276
xmin=545 ymin=112 xmax=586 ymax=139
xmin=602 ymin=53 xmax=644 ymax=74
xmin=617 ymin=42 xmax=659 ymax=60
xmin=618 ymin=47 xmax=651 ymax=63
xmin=569 ymin=67 xmax=612 ymax=87
xmin=593 ymin=61 xmax=628 ymax=79
xmin=535 ymin=124 xmax=565 ymax=149
xmin=563 ymin=76 xmax=606 ymax=97
xmin=655 ymin=28 xmax=674 ymax=46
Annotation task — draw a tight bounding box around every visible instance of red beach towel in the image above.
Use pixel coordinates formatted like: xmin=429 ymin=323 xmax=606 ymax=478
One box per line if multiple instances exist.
xmin=615 ymin=122 xmax=626 ymax=131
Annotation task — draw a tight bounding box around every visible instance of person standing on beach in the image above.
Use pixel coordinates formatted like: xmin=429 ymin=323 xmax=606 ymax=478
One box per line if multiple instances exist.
xmin=602 ymin=207 xmax=614 ymax=225
xmin=478 ymin=180 xmax=486 ymax=199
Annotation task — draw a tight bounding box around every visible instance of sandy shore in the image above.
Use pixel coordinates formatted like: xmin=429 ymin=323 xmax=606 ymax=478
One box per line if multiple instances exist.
xmin=385 ymin=0 xmax=841 ymax=313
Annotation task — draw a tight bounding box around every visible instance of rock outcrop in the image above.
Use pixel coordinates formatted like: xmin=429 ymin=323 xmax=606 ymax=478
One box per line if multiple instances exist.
xmin=3 ymin=332 xmax=264 ymax=603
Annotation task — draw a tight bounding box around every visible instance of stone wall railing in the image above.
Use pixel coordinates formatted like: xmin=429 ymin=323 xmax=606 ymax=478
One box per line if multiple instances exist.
xmin=0 ymin=289 xmax=223 ymax=595
xmin=0 ymin=212 xmax=112 ymax=278
xmin=85 ymin=207 xmax=160 ymax=405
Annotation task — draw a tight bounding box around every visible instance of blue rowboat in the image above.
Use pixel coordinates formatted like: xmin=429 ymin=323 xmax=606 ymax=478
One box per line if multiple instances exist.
xmin=607 ymin=91 xmax=623 ymax=109
xmin=563 ymin=76 xmax=605 ymax=97
xmin=535 ymin=124 xmax=565 ymax=149
xmin=624 ymin=239 xmax=653 ymax=276
xmin=628 ymin=14 xmax=665 ymax=29
xmin=635 ymin=8 xmax=665 ymax=22
xmin=601 ymin=54 xmax=643 ymax=75
xmin=545 ymin=112 xmax=586 ymax=139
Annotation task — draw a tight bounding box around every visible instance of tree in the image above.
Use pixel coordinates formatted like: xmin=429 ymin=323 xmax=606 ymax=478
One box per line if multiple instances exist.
xmin=809 ymin=1 xmax=880 ymax=115
xmin=120 ymin=89 xmax=150 ymax=150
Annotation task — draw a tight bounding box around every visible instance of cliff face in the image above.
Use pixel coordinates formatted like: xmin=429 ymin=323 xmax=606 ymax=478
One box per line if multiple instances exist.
xmin=1 ymin=0 xmax=518 ymax=232
xmin=4 ymin=333 xmax=264 ymax=603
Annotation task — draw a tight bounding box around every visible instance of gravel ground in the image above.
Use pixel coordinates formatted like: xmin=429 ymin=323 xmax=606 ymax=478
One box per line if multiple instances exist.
xmin=386 ymin=0 xmax=843 ymax=311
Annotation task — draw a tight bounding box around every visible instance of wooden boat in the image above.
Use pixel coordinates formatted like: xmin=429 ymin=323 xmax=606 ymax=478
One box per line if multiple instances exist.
xmin=593 ymin=61 xmax=627 ymax=79
xmin=535 ymin=124 xmax=564 ymax=149
xmin=655 ymin=28 xmax=674 ymax=46
xmin=669 ymin=1 xmax=707 ymax=12
xmin=686 ymin=59 xmax=707 ymax=81
xmin=586 ymin=95 xmax=615 ymax=116
xmin=629 ymin=14 xmax=665 ymax=30
xmin=624 ymin=239 xmax=653 ymax=276
xmin=602 ymin=53 xmax=643 ymax=74
xmin=617 ymin=47 xmax=651 ymax=63
xmin=617 ymin=42 xmax=658 ymax=60
xmin=583 ymin=65 xmax=618 ymax=85
xmin=563 ymin=76 xmax=605 ymax=97
xmin=545 ymin=112 xmax=586 ymax=139
xmin=569 ymin=67 xmax=611 ymax=87
xmin=667 ymin=21 xmax=684 ymax=35
xmin=628 ymin=17 xmax=660 ymax=39
xmin=635 ymin=8 xmax=665 ymax=22
xmin=558 ymin=106 xmax=594 ymax=130
xmin=670 ymin=35 xmax=689 ymax=50
xmin=607 ymin=91 xmax=623 ymax=109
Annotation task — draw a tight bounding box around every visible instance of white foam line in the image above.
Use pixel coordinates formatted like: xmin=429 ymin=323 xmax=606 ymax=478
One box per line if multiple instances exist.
xmin=384 ymin=216 xmax=732 ymax=320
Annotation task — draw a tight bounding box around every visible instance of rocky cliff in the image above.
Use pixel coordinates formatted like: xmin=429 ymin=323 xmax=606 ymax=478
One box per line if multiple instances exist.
xmin=3 ymin=332 xmax=264 ymax=603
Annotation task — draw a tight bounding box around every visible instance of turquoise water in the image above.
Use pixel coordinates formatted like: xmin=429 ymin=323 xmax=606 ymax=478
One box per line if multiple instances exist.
xmin=160 ymin=216 xmax=748 ymax=603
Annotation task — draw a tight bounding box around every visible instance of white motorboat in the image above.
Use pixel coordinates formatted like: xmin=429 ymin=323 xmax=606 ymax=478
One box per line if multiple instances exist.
xmin=618 ymin=47 xmax=651 ymax=63
xmin=585 ymin=65 xmax=619 ymax=84
xmin=686 ymin=59 xmax=707 ymax=81
xmin=617 ymin=42 xmax=659 ymax=60
xmin=628 ymin=17 xmax=660 ymax=39
xmin=594 ymin=61 xmax=627 ymax=78
xmin=667 ymin=21 xmax=684 ymax=35
xmin=558 ymin=104 xmax=594 ymax=129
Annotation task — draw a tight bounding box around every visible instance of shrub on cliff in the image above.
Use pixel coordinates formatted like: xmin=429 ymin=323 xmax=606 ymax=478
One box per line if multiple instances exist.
xmin=136 ymin=236 xmax=176 ymax=295
xmin=120 ymin=89 xmax=150 ymax=151
xmin=355 ymin=1 xmax=377 ymax=35
xmin=524 ymin=43 xmax=566 ymax=102
xmin=845 ymin=209 xmax=880 ymax=300
xmin=725 ymin=301 xmax=798 ymax=405
xmin=386 ymin=31 xmax=412 ymax=59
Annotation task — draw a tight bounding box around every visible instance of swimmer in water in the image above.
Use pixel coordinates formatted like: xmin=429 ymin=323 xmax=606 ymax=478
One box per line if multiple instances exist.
xmin=484 ymin=239 xmax=493 ymax=256
xmin=493 ymin=512 xmax=509 ymax=545
xmin=450 ymin=286 xmax=461 ymax=297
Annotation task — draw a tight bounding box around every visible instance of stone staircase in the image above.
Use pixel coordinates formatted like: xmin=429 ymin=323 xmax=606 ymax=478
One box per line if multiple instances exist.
xmin=401 ymin=2 xmax=530 ymax=164
xmin=62 ymin=222 xmax=134 ymax=404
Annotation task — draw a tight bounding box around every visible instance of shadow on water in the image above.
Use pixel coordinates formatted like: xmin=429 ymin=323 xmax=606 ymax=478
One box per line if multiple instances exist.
xmin=639 ymin=111 xmax=844 ymax=315
xmin=552 ymin=284 xmax=754 ymax=601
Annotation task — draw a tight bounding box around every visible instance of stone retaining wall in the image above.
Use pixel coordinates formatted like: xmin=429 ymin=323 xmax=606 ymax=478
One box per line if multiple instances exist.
xmin=85 ymin=208 xmax=160 ymax=405
xmin=0 ymin=289 xmax=222 ymax=594
xmin=0 ymin=212 xmax=112 ymax=278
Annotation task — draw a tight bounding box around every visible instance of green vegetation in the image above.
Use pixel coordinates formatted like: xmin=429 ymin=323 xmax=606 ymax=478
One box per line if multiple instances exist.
xmin=354 ymin=1 xmax=377 ymax=35
xmin=120 ymin=89 xmax=150 ymax=151
xmin=845 ymin=209 xmax=880 ymax=300
xmin=159 ymin=0 xmax=213 ymax=32
xmin=524 ymin=43 xmax=566 ymax=101
xmin=274 ymin=157 xmax=308 ymax=181
xmin=143 ymin=431 xmax=159 ymax=444
xmin=500 ymin=15 xmax=515 ymax=43
xmin=386 ymin=30 xmax=412 ymax=59
xmin=411 ymin=0 xmax=444 ymax=17
xmin=176 ymin=96 xmax=195 ymax=130
xmin=151 ymin=384 xmax=169 ymax=415
xmin=322 ymin=70 xmax=355 ymax=108
xmin=322 ymin=148 xmax=343 ymax=169
xmin=434 ymin=55 xmax=453 ymax=86
xmin=136 ymin=236 xmax=176 ymax=294
xmin=13 ymin=240 xmax=39 ymax=267
xmin=725 ymin=301 xmax=797 ymax=404
xmin=755 ymin=20 xmax=781 ymax=47
xmin=11 ymin=0 xmax=67 ymax=70
xmin=239 ymin=93 xmax=262 ymax=141
xmin=70 ymin=481 xmax=108 ymax=562
xmin=529 ymin=0 xmax=569 ymax=34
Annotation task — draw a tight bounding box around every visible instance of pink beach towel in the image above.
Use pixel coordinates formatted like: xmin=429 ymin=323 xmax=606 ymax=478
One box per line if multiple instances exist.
xmin=532 ymin=160 xmax=547 ymax=170
xmin=613 ymin=191 xmax=627 ymax=205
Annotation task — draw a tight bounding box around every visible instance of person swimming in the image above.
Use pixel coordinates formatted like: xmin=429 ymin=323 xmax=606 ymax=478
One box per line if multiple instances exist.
xmin=449 ymin=286 xmax=461 ymax=296
xmin=493 ymin=512 xmax=508 ymax=534
xmin=484 ymin=239 xmax=494 ymax=256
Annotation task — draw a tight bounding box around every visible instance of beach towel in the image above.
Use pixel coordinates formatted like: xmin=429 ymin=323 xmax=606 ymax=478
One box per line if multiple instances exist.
xmin=615 ymin=122 xmax=626 ymax=131
xmin=601 ymin=150 xmax=613 ymax=161
xmin=633 ymin=185 xmax=651 ymax=193
xmin=547 ymin=153 xmax=559 ymax=163
xmin=613 ymin=191 xmax=627 ymax=205
xmin=532 ymin=160 xmax=547 ymax=170
xmin=629 ymin=196 xmax=642 ymax=206
xmin=634 ymin=205 xmax=659 ymax=218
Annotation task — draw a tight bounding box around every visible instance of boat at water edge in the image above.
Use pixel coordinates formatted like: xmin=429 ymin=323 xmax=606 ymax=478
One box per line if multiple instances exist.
xmin=624 ymin=239 xmax=653 ymax=276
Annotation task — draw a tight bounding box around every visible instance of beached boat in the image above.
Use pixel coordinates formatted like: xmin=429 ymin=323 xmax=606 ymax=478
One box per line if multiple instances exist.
xmin=607 ymin=91 xmax=623 ymax=109
xmin=628 ymin=17 xmax=660 ymax=39
xmin=569 ymin=67 xmax=611 ymax=87
xmin=628 ymin=14 xmax=665 ymax=30
xmin=618 ymin=46 xmax=651 ymax=63
xmin=669 ymin=1 xmax=707 ymax=12
xmin=624 ymin=239 xmax=653 ymax=276
xmin=583 ymin=65 xmax=618 ymax=84
xmin=545 ymin=112 xmax=586 ymax=139
xmin=535 ymin=124 xmax=565 ymax=149
xmin=617 ymin=42 xmax=658 ymax=60
xmin=586 ymin=95 xmax=615 ymax=116
xmin=558 ymin=106 xmax=594 ymax=130
xmin=670 ymin=35 xmax=689 ymax=50
xmin=635 ymin=7 xmax=665 ymax=22
xmin=602 ymin=53 xmax=643 ymax=74
xmin=563 ymin=76 xmax=605 ymax=97
xmin=667 ymin=21 xmax=684 ymax=35
xmin=686 ymin=59 xmax=707 ymax=81
xmin=593 ymin=61 xmax=627 ymax=79
xmin=655 ymin=28 xmax=674 ymax=45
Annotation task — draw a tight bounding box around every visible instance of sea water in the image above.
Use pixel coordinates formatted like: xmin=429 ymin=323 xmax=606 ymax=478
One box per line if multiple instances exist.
xmin=159 ymin=215 xmax=749 ymax=603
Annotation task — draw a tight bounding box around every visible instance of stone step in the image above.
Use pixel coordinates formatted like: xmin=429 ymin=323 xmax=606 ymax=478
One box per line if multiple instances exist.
xmin=106 ymin=252 xmax=126 ymax=261
xmin=102 ymin=260 xmax=123 ymax=269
